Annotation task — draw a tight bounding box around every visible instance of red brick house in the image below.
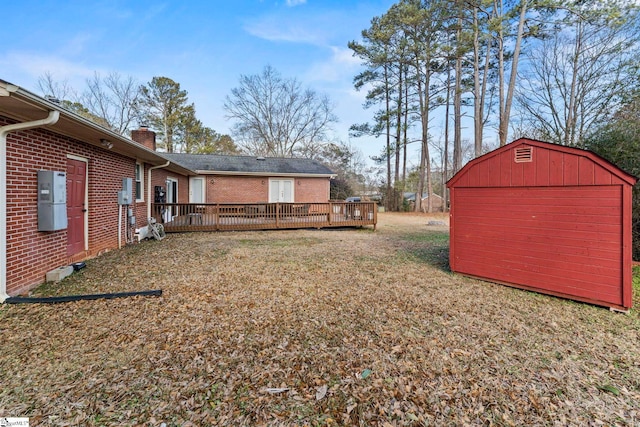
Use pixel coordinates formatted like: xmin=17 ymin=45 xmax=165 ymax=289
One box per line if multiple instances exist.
xmin=129 ymin=126 xmax=335 ymax=206
xmin=0 ymin=80 xmax=336 ymax=299
xmin=0 ymin=80 xmax=197 ymax=299
xmin=129 ymin=128 xmax=335 ymax=226
xmin=161 ymin=152 xmax=335 ymax=205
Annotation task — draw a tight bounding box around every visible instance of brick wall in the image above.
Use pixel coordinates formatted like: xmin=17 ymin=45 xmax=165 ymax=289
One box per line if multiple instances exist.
xmin=207 ymin=176 xmax=267 ymax=203
xmin=293 ymin=177 xmax=331 ymax=202
xmin=150 ymin=170 xmax=189 ymax=203
xmin=204 ymin=175 xmax=330 ymax=203
xmin=2 ymin=116 xmax=140 ymax=295
xmin=130 ymin=166 xmax=190 ymax=225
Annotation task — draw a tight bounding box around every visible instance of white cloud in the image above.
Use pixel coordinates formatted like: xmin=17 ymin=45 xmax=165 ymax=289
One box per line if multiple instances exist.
xmin=0 ymin=51 xmax=97 ymax=92
xmin=62 ymin=32 xmax=93 ymax=56
xmin=244 ymin=15 xmax=325 ymax=45
xmin=304 ymin=46 xmax=361 ymax=83
xmin=286 ymin=0 xmax=307 ymax=6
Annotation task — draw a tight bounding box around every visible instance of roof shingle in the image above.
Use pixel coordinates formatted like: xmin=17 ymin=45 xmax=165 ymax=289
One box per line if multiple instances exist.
xmin=161 ymin=153 xmax=335 ymax=176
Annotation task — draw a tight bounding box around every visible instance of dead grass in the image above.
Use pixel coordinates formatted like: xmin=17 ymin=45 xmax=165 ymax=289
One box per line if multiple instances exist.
xmin=1 ymin=212 xmax=639 ymax=426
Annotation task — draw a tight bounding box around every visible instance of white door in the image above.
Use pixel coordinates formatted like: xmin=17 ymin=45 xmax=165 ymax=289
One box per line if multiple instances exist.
xmin=189 ymin=177 xmax=205 ymax=204
xmin=164 ymin=178 xmax=178 ymax=222
xmin=269 ymin=179 xmax=294 ymax=203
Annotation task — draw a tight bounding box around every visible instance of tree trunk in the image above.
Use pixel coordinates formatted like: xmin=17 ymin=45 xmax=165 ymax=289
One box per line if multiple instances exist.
xmin=394 ymin=64 xmax=403 ymax=211
xmin=415 ymin=65 xmax=429 ymax=213
xmin=496 ymin=0 xmax=506 ymax=147
xmin=402 ymin=65 xmax=409 ymax=185
xmin=565 ymin=20 xmax=583 ymax=146
xmin=444 ymin=58 xmax=451 ymax=212
xmin=473 ymin=6 xmax=483 ymax=158
xmin=499 ymin=0 xmax=528 ymax=147
xmin=422 ymin=64 xmax=433 ymax=213
xmin=453 ymin=15 xmax=463 ymax=173
xmin=384 ymin=63 xmax=392 ymax=211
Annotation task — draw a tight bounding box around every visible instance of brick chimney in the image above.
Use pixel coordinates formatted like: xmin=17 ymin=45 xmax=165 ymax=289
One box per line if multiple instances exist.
xmin=131 ymin=125 xmax=156 ymax=151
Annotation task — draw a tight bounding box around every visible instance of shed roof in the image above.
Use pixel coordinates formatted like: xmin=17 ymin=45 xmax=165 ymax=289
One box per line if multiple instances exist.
xmin=447 ymin=138 xmax=637 ymax=188
xmin=162 ymin=153 xmax=335 ymax=177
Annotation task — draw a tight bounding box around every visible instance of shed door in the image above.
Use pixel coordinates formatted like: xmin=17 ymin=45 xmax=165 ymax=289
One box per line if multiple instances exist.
xmin=66 ymin=158 xmax=87 ymax=257
xmin=451 ymin=186 xmax=624 ymax=307
xmin=269 ymin=179 xmax=293 ymax=203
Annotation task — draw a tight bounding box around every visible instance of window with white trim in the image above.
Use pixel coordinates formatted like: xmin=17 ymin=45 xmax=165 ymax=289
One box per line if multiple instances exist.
xmin=135 ymin=162 xmax=144 ymax=201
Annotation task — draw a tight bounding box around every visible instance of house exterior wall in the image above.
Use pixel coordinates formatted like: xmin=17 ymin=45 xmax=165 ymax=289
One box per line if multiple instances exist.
xmin=294 ymin=177 xmax=331 ymax=202
xmin=151 ymin=169 xmax=189 ymax=203
xmin=206 ymin=176 xmax=267 ymax=203
xmin=204 ymin=175 xmax=330 ymax=204
xmin=3 ymin=116 xmax=138 ymax=296
xmin=448 ymin=139 xmax=636 ymax=310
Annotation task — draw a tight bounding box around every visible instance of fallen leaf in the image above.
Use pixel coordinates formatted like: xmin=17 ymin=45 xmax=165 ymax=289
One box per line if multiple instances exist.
xmin=316 ymin=385 xmax=328 ymax=400
xmin=263 ymin=388 xmax=290 ymax=394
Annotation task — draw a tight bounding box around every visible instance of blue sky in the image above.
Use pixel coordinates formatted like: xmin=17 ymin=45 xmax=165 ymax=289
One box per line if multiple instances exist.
xmin=2 ymin=0 xmax=401 ymax=163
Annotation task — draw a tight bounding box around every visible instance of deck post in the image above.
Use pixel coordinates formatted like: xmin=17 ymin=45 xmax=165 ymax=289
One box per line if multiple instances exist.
xmin=373 ymin=203 xmax=377 ymax=231
xmin=215 ymin=204 xmax=219 ymax=231
xmin=328 ymin=202 xmax=332 ymax=226
xmin=276 ymin=202 xmax=280 ymax=228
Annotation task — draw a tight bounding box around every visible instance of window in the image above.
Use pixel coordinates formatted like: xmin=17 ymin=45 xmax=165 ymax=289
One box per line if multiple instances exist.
xmin=135 ymin=162 xmax=143 ymax=201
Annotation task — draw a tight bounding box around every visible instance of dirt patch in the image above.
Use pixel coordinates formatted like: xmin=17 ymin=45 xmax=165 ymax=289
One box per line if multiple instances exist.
xmin=1 ymin=213 xmax=639 ymax=426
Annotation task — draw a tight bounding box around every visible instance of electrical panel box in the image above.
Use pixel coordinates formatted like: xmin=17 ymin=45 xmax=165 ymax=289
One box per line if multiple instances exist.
xmin=117 ymin=191 xmax=131 ymax=205
xmin=38 ymin=170 xmax=67 ymax=231
xmin=118 ymin=178 xmax=134 ymax=205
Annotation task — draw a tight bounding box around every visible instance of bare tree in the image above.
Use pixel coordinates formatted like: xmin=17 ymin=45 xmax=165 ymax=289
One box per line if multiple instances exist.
xmin=471 ymin=0 xmax=496 ymax=157
xmin=37 ymin=71 xmax=78 ymax=102
xmin=224 ymin=66 xmax=337 ymax=157
xmin=515 ymin=12 xmax=638 ymax=147
xmin=82 ymin=72 xmax=142 ymax=135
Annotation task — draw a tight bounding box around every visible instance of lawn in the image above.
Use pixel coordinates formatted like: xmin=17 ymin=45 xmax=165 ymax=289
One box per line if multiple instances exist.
xmin=0 ymin=213 xmax=639 ymax=426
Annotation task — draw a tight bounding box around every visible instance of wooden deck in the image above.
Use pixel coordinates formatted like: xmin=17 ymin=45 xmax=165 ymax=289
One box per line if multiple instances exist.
xmin=151 ymin=202 xmax=377 ymax=232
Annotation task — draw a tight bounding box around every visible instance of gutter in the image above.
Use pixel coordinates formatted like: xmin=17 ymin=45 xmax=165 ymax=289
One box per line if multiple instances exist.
xmin=0 ymin=80 xmax=190 ymax=170
xmin=195 ymin=170 xmax=337 ymax=179
xmin=147 ymin=161 xmax=170 ymax=220
xmin=0 ymin=110 xmax=60 ymax=302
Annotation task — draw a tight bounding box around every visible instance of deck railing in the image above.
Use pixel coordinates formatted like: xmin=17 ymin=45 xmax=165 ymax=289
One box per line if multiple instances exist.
xmin=151 ymin=202 xmax=377 ymax=232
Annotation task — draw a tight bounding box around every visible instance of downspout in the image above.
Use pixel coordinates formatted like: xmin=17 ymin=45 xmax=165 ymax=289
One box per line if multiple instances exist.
xmin=0 ymin=110 xmax=60 ymax=302
xmin=147 ymin=161 xmax=170 ymax=220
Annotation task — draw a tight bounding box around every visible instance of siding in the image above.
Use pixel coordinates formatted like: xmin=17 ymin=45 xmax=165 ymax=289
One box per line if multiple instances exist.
xmin=451 ymin=144 xmax=623 ymax=188
xmin=448 ymin=138 xmax=636 ymax=310
xmin=450 ymin=186 xmax=624 ymax=306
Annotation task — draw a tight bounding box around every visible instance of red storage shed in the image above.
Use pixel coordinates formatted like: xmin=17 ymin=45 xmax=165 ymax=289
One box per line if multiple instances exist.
xmin=447 ymin=138 xmax=637 ymax=310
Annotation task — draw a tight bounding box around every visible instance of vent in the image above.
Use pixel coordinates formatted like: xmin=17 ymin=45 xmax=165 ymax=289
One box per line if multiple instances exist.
xmin=514 ymin=147 xmax=533 ymax=163
xmin=44 ymin=95 xmax=61 ymax=104
xmin=256 ymin=156 xmax=266 ymax=161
